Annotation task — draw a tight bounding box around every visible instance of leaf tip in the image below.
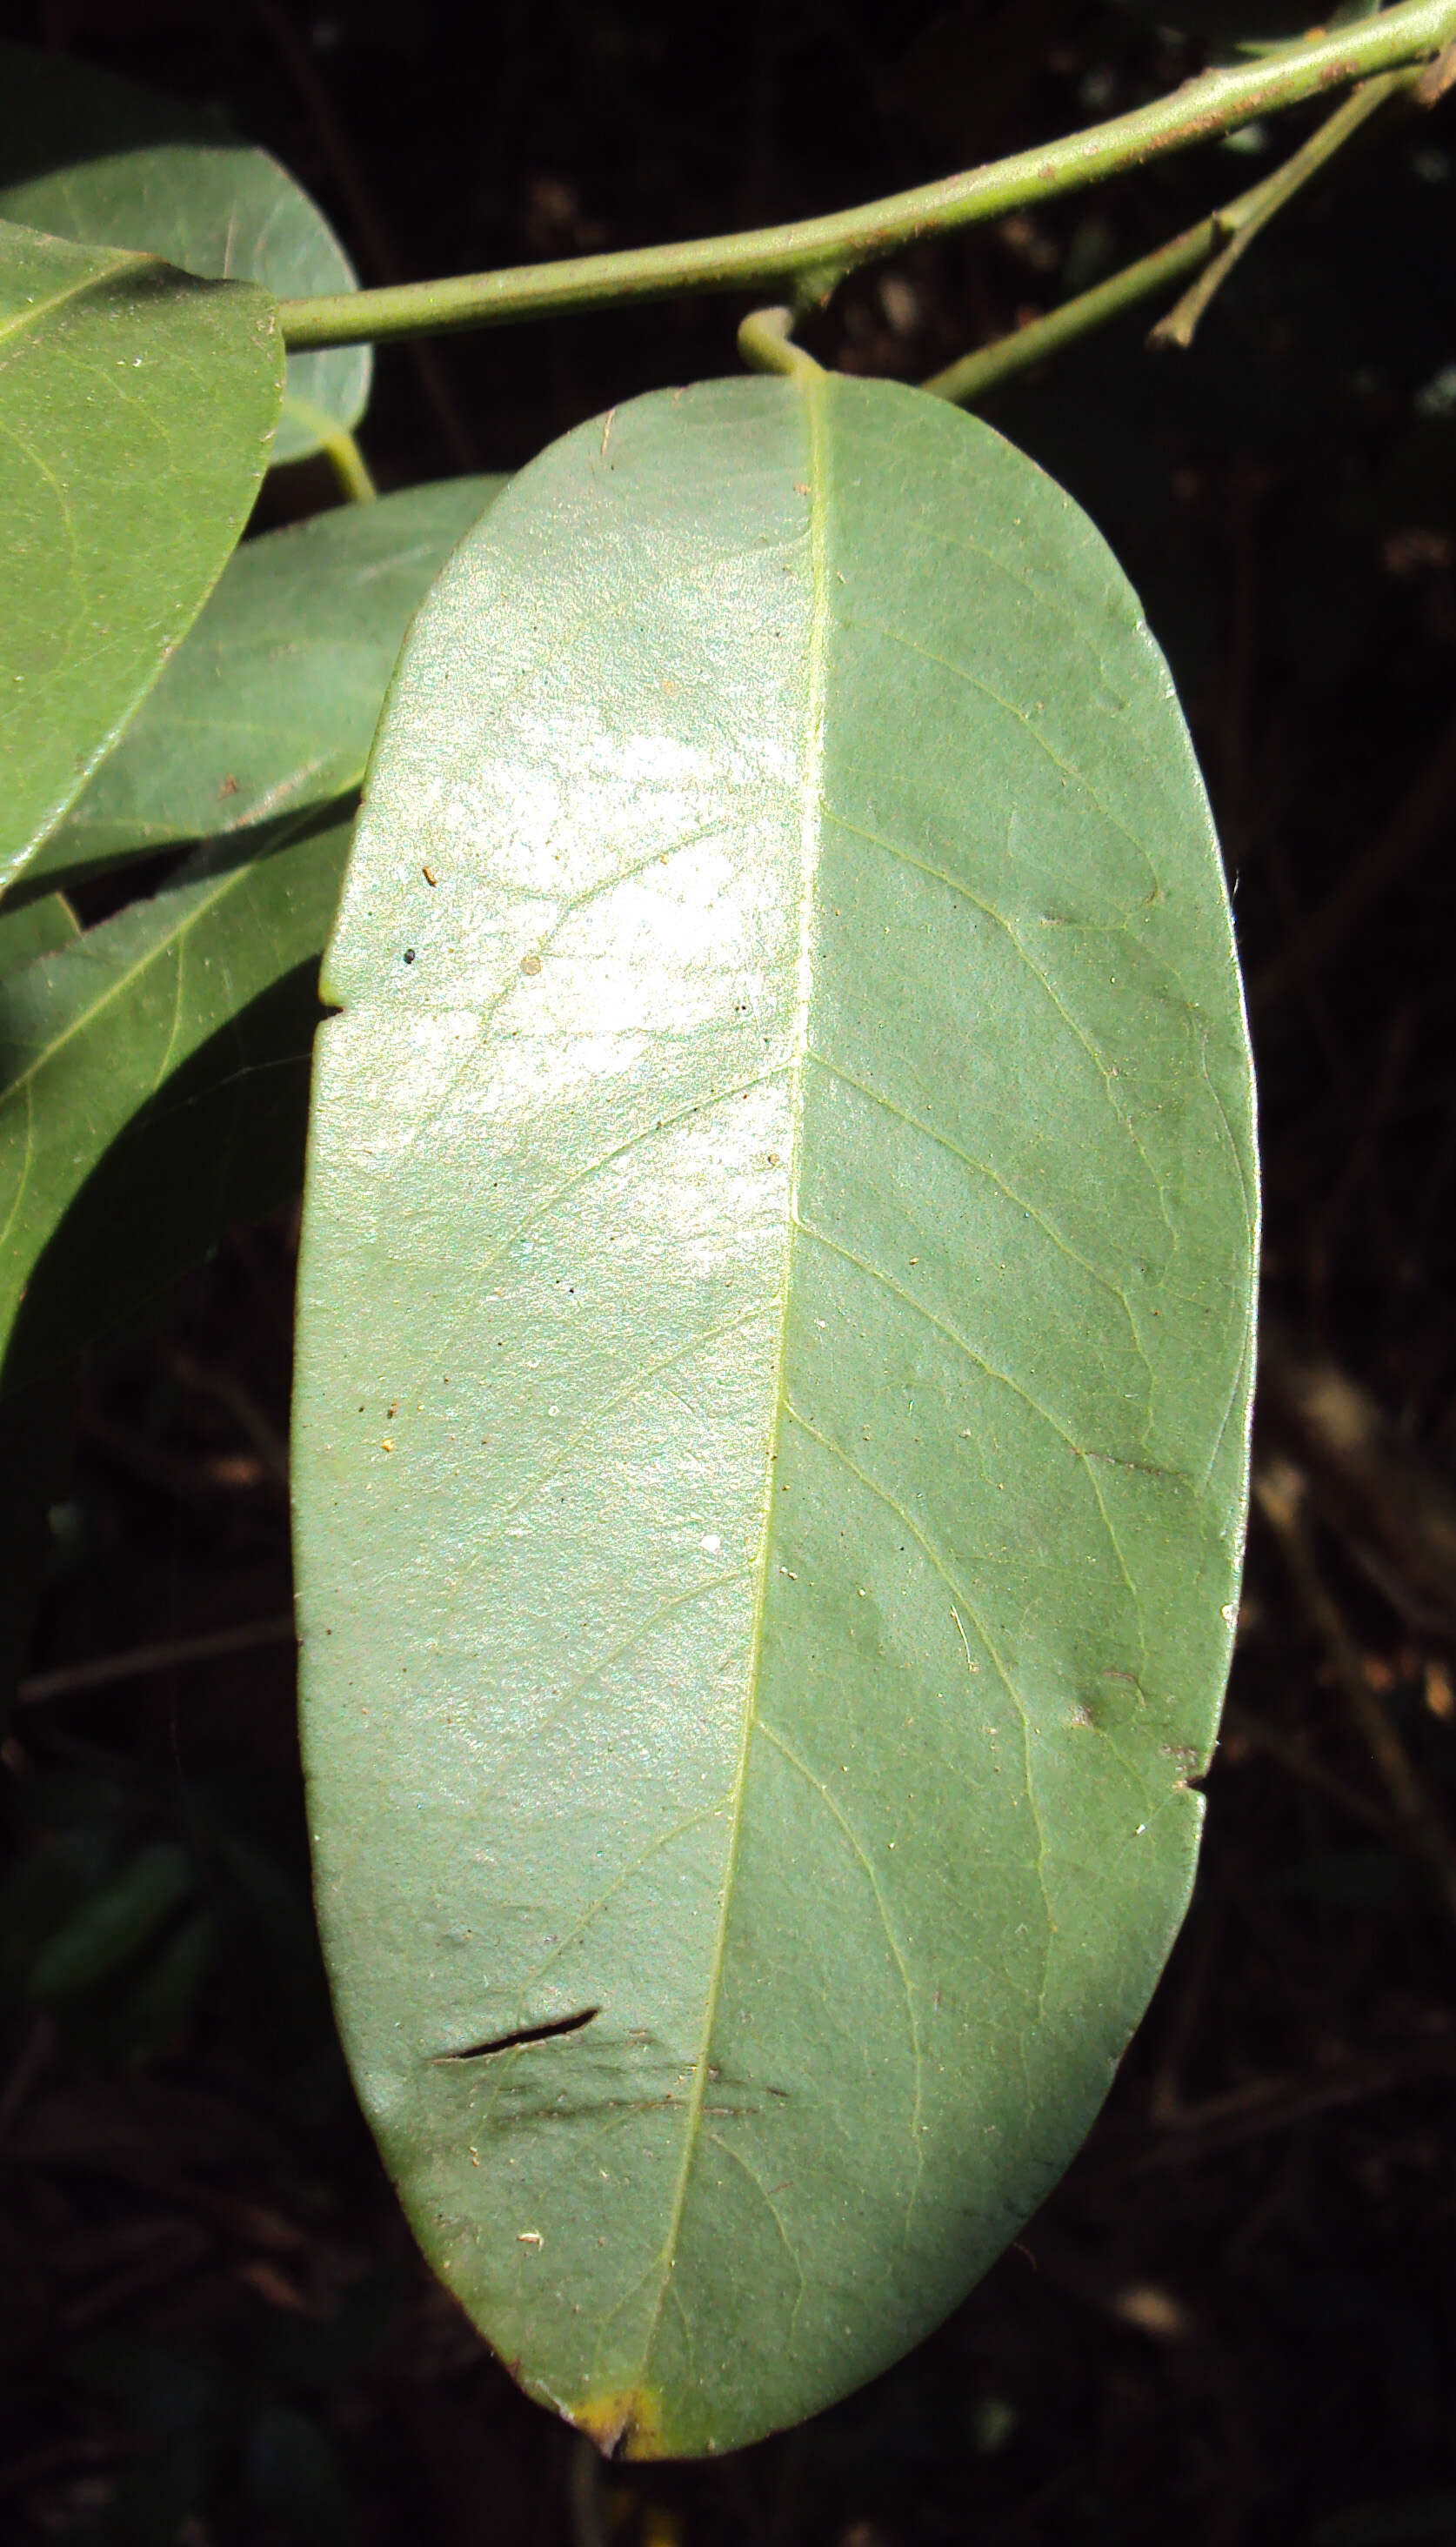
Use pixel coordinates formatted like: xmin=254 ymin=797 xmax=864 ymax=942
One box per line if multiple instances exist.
xmin=568 ymin=2385 xmax=666 ymax=2461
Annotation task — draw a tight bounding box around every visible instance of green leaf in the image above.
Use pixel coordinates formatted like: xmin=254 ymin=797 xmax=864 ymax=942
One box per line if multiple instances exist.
xmin=0 ymin=893 xmax=77 ymax=974
xmin=0 ymin=1368 xmax=75 ymax=1726
xmin=0 ymin=216 xmax=282 ymax=893
xmin=0 ymin=808 xmax=351 ymax=1395
xmin=26 ymin=1838 xmax=195 ymax=2002
xmin=0 ymin=41 xmax=369 ymax=465
xmin=0 ymin=897 xmax=80 ymax=1704
xmin=117 ymin=1903 xmax=219 ymax=2062
xmin=244 ymin=2405 xmax=349 ymax=2537
xmin=27 ymin=478 xmax=507 ymax=892
xmin=291 ymin=378 xmax=1258 ymax=2457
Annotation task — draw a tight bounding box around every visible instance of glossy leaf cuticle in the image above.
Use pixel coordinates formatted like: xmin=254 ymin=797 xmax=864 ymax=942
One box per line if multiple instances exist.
xmin=293 ymin=374 xmax=1257 ymax=2457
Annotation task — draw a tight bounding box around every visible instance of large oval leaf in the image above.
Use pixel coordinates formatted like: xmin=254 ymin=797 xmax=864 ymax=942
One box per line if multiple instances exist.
xmin=26 ymin=478 xmax=506 ymax=894
xmin=0 ymin=217 xmax=282 ymax=893
xmin=0 ymin=41 xmax=369 ymax=466
xmin=292 ymin=377 xmax=1258 ymax=2457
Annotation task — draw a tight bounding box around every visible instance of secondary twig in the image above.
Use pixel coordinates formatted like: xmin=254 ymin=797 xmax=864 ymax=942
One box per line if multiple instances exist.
xmin=1149 ymin=74 xmax=1401 ymax=351
xmin=277 ymin=1 xmax=1456 ymax=348
xmin=923 ymin=215 xmax=1221 ymax=405
xmin=925 ymin=71 xmax=1406 ymax=405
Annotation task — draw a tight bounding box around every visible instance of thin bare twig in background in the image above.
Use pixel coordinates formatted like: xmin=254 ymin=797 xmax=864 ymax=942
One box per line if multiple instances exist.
xmin=1251 ymin=706 xmax=1456 ymax=1016
xmin=167 ymin=1345 xmax=290 ymax=1489
xmin=256 ymin=0 xmax=481 ymax=471
xmin=1256 ymin=1457 xmax=1456 ymax=1935
xmin=1221 ymin=1705 xmax=1396 ymax=1842
xmin=1259 ymin=1324 xmax=1456 ymax=1639
xmin=18 ymin=1616 xmax=296 ymax=1707
xmin=1095 ymin=2036 xmax=1456 ymax=2177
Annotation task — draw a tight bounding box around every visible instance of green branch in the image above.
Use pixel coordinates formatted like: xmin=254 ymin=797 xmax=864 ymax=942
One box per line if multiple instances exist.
xmin=1150 ymin=68 xmax=1404 ymax=351
xmin=923 ymin=68 xmax=1408 ymax=406
xmin=278 ymin=0 xmax=1456 ymax=351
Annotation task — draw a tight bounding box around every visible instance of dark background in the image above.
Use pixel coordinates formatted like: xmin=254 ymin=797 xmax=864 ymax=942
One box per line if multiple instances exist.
xmin=3 ymin=3 xmax=1456 ymax=2542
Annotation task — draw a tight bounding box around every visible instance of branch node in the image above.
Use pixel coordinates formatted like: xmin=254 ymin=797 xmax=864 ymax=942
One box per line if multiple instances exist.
xmin=1413 ymin=36 xmax=1456 ymax=103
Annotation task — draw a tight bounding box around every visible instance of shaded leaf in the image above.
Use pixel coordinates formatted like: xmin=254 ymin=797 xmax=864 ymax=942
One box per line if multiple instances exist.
xmin=245 ymin=2403 xmax=349 ymax=2537
xmin=0 ymin=1775 xmax=130 ymax=1996
xmin=29 ymin=478 xmax=507 ymax=892
xmin=0 ymin=40 xmax=369 ymax=465
xmin=0 ymin=216 xmax=282 ymax=892
xmin=0 ymin=807 xmax=351 ymax=1395
xmin=1313 ymin=2493 xmax=1456 ymax=2547
xmin=0 ymin=1368 xmax=75 ymax=1725
xmin=119 ymin=1905 xmax=220 ymax=2062
xmin=0 ymin=893 xmax=77 ymax=974
xmin=292 ymin=377 xmax=1257 ymax=2456
xmin=26 ymin=1838 xmax=195 ymax=2002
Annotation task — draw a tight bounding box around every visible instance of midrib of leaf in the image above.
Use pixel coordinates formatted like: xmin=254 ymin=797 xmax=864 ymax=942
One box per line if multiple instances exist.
xmin=637 ymin=372 xmax=831 ymax=2395
xmin=0 ymin=238 xmax=146 ymax=350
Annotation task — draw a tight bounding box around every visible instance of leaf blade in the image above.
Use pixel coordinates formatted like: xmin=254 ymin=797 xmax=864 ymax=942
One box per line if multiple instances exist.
xmin=292 ymin=377 xmax=1257 ymax=2456
xmin=0 ymin=217 xmax=283 ymax=891
xmin=0 ymin=892 xmax=78 ymax=975
xmin=0 ymin=40 xmax=369 ymax=463
xmin=26 ymin=478 xmax=507 ymax=890
xmin=0 ymin=808 xmax=351 ymax=1393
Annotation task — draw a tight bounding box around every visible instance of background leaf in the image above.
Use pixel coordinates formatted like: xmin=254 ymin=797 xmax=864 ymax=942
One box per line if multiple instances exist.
xmin=0 ymin=40 xmax=369 ymax=466
xmin=0 ymin=806 xmax=351 ymax=1395
xmin=292 ymin=377 xmax=1258 ymax=2457
xmin=0 ymin=217 xmax=282 ymax=892
xmin=25 ymin=1838 xmax=197 ymax=2004
xmin=0 ymin=851 xmax=78 ymax=1723
xmin=0 ymin=893 xmax=77 ymax=974
xmin=26 ymin=478 xmax=506 ymax=892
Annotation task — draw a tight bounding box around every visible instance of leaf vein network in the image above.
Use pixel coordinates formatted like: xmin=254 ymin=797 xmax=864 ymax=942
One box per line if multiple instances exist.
xmin=782 ymin=1401 xmax=1057 ymax=1988
xmin=857 ymin=617 xmax=1161 ymax=893
xmin=757 ymin=1718 xmax=925 ymax=2233
xmin=458 ymin=1567 xmax=756 ymax=1818
xmin=822 ymin=809 xmax=1172 ymax=1235
xmin=804 ymin=1043 xmax=1152 ymax=1398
